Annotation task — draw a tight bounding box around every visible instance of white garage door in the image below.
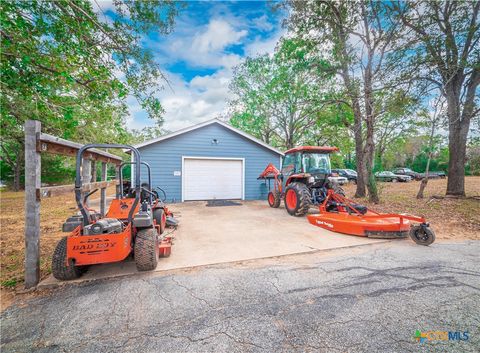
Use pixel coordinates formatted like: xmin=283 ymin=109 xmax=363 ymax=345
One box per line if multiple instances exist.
xmin=183 ymin=158 xmax=243 ymax=201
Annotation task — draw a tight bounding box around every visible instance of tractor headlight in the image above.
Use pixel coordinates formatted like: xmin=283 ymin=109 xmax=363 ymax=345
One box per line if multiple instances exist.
xmin=308 ymin=176 xmax=315 ymax=183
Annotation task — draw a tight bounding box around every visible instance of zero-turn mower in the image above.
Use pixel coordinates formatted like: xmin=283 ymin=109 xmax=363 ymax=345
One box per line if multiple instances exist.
xmin=258 ymin=146 xmax=435 ymax=245
xmin=52 ymin=144 xmax=175 ymax=280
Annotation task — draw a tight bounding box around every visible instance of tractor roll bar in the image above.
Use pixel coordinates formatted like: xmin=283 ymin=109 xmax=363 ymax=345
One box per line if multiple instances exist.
xmin=75 ymin=144 xmax=141 ymax=226
xmin=119 ymin=161 xmax=152 ymax=204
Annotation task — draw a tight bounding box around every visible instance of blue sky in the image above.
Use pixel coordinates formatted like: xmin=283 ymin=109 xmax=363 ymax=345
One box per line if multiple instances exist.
xmin=95 ymin=1 xmax=285 ymax=131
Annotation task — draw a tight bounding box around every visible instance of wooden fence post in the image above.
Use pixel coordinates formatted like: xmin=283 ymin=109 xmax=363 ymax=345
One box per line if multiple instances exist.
xmin=24 ymin=120 xmax=41 ymax=288
xmin=100 ymin=162 xmax=107 ymax=216
xmin=81 ymin=158 xmax=92 ymax=206
xmin=91 ymin=160 xmax=97 ymax=182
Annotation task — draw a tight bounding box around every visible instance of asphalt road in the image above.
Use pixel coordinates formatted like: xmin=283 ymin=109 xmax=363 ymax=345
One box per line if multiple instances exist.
xmin=2 ymin=241 xmax=479 ymax=353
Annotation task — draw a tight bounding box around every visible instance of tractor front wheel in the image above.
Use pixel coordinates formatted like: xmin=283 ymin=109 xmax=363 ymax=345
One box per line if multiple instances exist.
xmin=135 ymin=228 xmax=159 ymax=271
xmin=284 ymin=182 xmax=311 ymax=217
xmin=52 ymin=237 xmax=84 ymax=280
xmin=268 ymin=190 xmax=281 ymax=208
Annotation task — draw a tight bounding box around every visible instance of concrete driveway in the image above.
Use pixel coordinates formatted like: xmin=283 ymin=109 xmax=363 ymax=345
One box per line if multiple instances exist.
xmin=40 ymin=200 xmax=384 ymax=287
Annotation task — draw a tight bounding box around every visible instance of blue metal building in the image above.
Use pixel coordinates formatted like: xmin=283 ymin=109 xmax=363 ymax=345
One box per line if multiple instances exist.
xmin=134 ymin=119 xmax=283 ymax=202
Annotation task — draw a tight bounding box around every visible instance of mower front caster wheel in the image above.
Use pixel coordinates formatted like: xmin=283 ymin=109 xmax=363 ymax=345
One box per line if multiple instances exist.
xmin=52 ymin=237 xmax=86 ymax=280
xmin=409 ymin=225 xmax=435 ymax=246
xmin=135 ymin=228 xmax=159 ymax=271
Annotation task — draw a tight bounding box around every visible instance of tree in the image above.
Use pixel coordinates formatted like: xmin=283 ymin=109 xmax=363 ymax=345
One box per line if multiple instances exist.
xmin=375 ymin=91 xmax=420 ymax=168
xmin=417 ymin=97 xmax=447 ymax=199
xmin=130 ymin=124 xmax=170 ymax=144
xmin=390 ymin=1 xmax=480 ymax=196
xmin=0 ymin=0 xmax=180 ymax=190
xmin=287 ymin=0 xmax=407 ymax=203
xmin=229 ymin=38 xmax=335 ymax=149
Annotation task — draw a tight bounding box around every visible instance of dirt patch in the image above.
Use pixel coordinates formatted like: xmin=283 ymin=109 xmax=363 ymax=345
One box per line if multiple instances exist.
xmin=0 ymin=186 xmax=116 ymax=308
xmin=343 ymin=177 xmax=480 ymax=240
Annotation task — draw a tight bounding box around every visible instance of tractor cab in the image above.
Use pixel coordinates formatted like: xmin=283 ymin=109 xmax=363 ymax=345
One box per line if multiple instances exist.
xmin=281 ymin=146 xmax=338 ymax=188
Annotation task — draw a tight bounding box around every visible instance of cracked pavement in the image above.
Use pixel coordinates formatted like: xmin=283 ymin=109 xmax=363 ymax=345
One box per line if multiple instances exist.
xmin=1 ymin=241 xmax=479 ymax=352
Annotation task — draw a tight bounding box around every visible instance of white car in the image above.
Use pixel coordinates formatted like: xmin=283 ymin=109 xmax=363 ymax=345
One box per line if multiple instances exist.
xmin=328 ymin=175 xmax=349 ymax=185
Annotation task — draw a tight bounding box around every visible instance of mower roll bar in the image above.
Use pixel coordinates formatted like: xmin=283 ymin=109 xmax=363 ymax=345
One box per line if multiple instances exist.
xmin=119 ymin=161 xmax=153 ymax=204
xmin=75 ymin=144 xmax=142 ymax=226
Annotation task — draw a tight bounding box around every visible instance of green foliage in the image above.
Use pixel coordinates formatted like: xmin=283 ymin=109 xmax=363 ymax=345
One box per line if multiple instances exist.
xmin=1 ymin=278 xmax=18 ymax=288
xmin=0 ymin=0 xmax=181 ymax=188
xmin=229 ymin=37 xmax=340 ymax=149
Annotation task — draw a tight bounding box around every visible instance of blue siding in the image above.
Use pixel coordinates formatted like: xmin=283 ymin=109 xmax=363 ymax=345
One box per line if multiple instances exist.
xmin=138 ymin=123 xmax=281 ymax=202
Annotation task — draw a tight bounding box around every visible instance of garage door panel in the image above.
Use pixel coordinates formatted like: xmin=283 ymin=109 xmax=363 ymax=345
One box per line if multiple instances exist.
xmin=184 ymin=159 xmax=243 ymax=201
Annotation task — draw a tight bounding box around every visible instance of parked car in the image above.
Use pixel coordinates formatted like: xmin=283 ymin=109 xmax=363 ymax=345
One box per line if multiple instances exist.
xmin=430 ymin=171 xmax=446 ymax=178
xmin=375 ymin=171 xmax=411 ymax=182
xmin=328 ymin=174 xmax=349 ymax=185
xmin=393 ymin=167 xmax=422 ymax=180
xmin=332 ymin=169 xmax=357 ymax=183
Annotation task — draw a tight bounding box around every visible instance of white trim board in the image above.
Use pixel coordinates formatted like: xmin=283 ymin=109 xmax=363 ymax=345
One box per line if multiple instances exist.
xmin=181 ymin=156 xmax=245 ymax=202
xmin=134 ymin=119 xmax=283 ymax=156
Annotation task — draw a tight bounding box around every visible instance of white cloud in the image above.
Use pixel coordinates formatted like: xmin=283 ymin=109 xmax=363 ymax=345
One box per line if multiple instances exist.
xmin=245 ymin=29 xmax=284 ymax=57
xmin=252 ymin=15 xmax=274 ymax=32
xmin=161 ymin=69 xmax=235 ymax=131
xmin=127 ymin=13 xmax=286 ymax=132
xmin=193 ymin=19 xmax=247 ymax=53
xmin=161 ymin=18 xmax=247 ymax=69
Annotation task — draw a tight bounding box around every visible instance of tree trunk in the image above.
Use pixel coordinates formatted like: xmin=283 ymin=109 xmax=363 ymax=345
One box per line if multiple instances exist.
xmin=13 ymin=161 xmax=21 ymax=191
xmin=417 ymin=152 xmax=432 ymax=199
xmin=445 ymin=83 xmax=471 ymax=197
xmin=363 ymin=57 xmax=379 ymax=204
xmin=352 ymin=100 xmax=366 ymax=198
xmin=447 ymin=126 xmax=468 ymax=196
xmin=364 ymin=129 xmax=379 ymax=203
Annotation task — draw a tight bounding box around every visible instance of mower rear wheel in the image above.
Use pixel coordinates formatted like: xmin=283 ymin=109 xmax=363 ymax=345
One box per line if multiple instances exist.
xmin=153 ymin=208 xmax=166 ymax=234
xmin=134 ymin=228 xmax=159 ymax=271
xmin=52 ymin=237 xmax=84 ymax=281
xmin=267 ymin=190 xmax=281 ymax=208
xmin=284 ymin=182 xmax=311 ymax=217
xmin=409 ymin=225 xmax=435 ymax=246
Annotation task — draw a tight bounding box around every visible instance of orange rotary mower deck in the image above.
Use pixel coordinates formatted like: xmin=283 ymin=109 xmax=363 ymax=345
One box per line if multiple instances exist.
xmin=307 ymin=189 xmax=428 ymax=238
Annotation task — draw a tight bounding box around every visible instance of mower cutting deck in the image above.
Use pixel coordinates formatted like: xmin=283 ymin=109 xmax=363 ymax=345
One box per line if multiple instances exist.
xmin=307 ymin=190 xmax=435 ymax=245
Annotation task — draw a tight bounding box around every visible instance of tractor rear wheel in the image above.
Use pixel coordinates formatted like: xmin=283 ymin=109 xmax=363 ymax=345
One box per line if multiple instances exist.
xmin=267 ymin=190 xmax=281 ymax=208
xmin=134 ymin=228 xmax=159 ymax=271
xmin=284 ymin=182 xmax=311 ymax=216
xmin=153 ymin=208 xmax=166 ymax=234
xmin=52 ymin=237 xmax=84 ymax=280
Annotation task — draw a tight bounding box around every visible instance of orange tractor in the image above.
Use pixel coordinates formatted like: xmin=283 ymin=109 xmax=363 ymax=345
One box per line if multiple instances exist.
xmin=52 ymin=144 xmax=174 ymax=280
xmin=259 ymin=146 xmax=435 ymax=245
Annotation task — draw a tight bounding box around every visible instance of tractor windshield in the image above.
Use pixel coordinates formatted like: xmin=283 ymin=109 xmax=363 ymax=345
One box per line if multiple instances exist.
xmin=302 ymin=153 xmax=331 ymax=174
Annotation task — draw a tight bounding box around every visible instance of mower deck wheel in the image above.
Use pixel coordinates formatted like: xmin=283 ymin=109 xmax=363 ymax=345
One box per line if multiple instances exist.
xmin=153 ymin=208 xmax=166 ymax=234
xmin=409 ymin=225 xmax=435 ymax=246
xmin=268 ymin=190 xmax=281 ymax=208
xmin=134 ymin=228 xmax=159 ymax=271
xmin=284 ymin=182 xmax=310 ymax=217
xmin=52 ymin=237 xmax=84 ymax=280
